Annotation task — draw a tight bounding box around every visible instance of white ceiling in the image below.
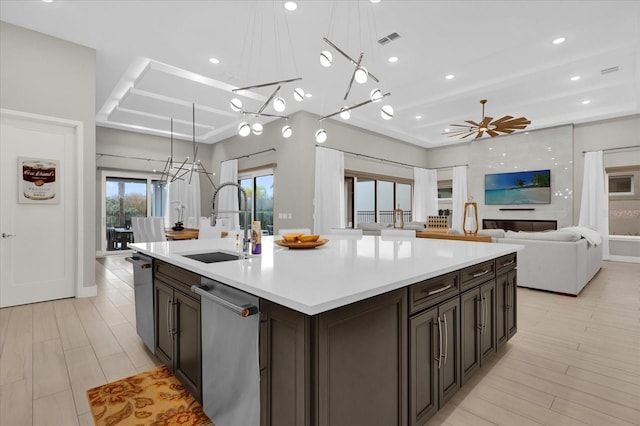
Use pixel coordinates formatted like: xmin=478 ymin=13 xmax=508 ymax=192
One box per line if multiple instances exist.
xmin=1 ymin=0 xmax=639 ymax=148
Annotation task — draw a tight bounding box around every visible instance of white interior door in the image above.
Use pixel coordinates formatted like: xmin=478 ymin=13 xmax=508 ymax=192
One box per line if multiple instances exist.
xmin=0 ymin=114 xmax=77 ymax=307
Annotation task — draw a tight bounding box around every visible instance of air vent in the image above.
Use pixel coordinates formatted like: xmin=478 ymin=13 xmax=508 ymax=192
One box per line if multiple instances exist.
xmin=601 ymin=66 xmax=619 ymax=75
xmin=378 ymin=32 xmax=400 ymax=45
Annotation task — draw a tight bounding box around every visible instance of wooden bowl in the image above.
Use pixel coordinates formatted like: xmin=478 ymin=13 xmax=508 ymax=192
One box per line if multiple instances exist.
xmin=282 ymin=233 xmax=303 ymax=242
xmin=298 ymin=234 xmax=320 ymax=242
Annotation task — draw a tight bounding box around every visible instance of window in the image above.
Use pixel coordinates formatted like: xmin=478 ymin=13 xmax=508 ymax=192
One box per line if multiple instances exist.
xmin=437 ymin=180 xmax=453 ymax=200
xmin=607 ymin=168 xmax=640 ymax=236
xmin=239 ymin=169 xmax=274 ymax=235
xmin=105 ymin=177 xmax=147 ymax=228
xmin=348 ymin=174 xmax=413 ymax=226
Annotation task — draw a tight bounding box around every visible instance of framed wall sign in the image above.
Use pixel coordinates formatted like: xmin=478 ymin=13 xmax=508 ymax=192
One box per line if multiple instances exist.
xmin=18 ymin=157 xmax=60 ymax=204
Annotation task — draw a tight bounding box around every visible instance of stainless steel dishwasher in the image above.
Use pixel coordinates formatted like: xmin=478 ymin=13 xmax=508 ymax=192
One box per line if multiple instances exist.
xmin=125 ymin=253 xmax=154 ymax=352
xmin=192 ymin=278 xmax=260 ymax=426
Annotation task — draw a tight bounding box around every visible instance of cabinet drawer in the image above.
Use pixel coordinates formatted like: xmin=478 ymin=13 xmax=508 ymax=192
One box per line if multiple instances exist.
xmin=409 ymin=271 xmax=459 ymax=314
xmin=154 ymin=260 xmax=201 ymax=298
xmin=460 ymin=260 xmax=495 ymax=291
xmin=496 ymin=253 xmax=517 ymax=274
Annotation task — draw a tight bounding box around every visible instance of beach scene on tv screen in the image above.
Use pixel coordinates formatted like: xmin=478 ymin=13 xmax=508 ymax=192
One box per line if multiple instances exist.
xmin=485 ymin=170 xmax=551 ymax=205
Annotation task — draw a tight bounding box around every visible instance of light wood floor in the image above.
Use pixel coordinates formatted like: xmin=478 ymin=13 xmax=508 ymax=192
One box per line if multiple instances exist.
xmin=0 ymin=257 xmax=638 ymax=425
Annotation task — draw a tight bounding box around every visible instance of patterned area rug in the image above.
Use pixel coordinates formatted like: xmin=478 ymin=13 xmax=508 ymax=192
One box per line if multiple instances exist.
xmin=86 ymin=365 xmax=213 ymax=426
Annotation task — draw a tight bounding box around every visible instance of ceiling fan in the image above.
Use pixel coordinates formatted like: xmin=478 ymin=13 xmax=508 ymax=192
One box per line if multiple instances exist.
xmin=445 ymin=99 xmax=531 ymax=139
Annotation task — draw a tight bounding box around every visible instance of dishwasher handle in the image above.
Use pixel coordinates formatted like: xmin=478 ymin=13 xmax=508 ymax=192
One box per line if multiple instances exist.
xmin=192 ymin=285 xmax=258 ymax=317
xmin=125 ymin=256 xmax=152 ymax=269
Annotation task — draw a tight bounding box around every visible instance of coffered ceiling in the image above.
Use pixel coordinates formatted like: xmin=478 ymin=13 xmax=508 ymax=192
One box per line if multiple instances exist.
xmin=1 ymin=0 xmax=639 ymax=148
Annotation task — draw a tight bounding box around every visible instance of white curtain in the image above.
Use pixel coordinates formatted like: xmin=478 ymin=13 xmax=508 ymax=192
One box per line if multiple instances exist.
xmin=413 ymin=167 xmax=438 ymax=222
xmin=218 ymin=159 xmax=239 ymax=230
xmin=313 ymin=147 xmax=344 ymax=234
xmin=451 ymin=165 xmax=468 ymax=232
xmin=579 ymin=151 xmax=610 ymax=259
xmin=164 ymin=166 xmax=201 ymax=229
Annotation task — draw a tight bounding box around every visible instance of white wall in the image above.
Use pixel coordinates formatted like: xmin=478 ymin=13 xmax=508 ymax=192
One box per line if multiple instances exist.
xmin=0 ymin=21 xmax=96 ymax=289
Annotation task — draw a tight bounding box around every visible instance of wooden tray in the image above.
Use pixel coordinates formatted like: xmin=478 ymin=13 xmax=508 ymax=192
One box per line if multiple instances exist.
xmin=274 ymin=238 xmax=329 ymax=249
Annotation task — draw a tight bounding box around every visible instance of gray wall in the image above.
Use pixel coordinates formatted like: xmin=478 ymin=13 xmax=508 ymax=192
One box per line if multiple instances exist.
xmin=0 ymin=21 xmax=96 ymax=288
xmin=211 ymin=111 xmax=429 ymax=232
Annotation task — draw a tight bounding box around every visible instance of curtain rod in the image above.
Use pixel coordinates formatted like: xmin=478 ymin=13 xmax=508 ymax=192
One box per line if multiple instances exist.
xmin=432 ymin=164 xmax=469 ymax=170
xmin=230 ymin=148 xmax=276 ymax=161
xmin=96 ymin=152 xmax=169 ymax=163
xmin=582 ymin=145 xmax=639 ymax=154
xmin=315 ymin=145 xmax=468 ymax=170
xmin=316 ymin=145 xmax=420 ymax=169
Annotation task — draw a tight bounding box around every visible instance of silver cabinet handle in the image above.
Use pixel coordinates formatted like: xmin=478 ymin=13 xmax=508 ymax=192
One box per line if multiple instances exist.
xmin=443 ymin=313 xmax=449 ymax=365
xmin=500 ymin=259 xmax=515 ymax=268
xmin=2 ymin=233 xmax=16 ymax=238
xmin=192 ymin=285 xmax=258 ymax=317
xmin=472 ymin=269 xmax=490 ymax=278
xmin=476 ymin=298 xmax=483 ymax=330
xmin=166 ymin=298 xmax=172 ymax=336
xmin=427 ymin=284 xmax=452 ymax=296
xmin=483 ymin=296 xmax=488 ymax=334
xmin=125 ymin=256 xmax=151 ymax=269
xmin=435 ymin=317 xmax=442 ymax=369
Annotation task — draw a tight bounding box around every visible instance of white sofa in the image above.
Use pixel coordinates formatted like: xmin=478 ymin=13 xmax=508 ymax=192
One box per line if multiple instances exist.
xmin=490 ymin=228 xmax=603 ymax=296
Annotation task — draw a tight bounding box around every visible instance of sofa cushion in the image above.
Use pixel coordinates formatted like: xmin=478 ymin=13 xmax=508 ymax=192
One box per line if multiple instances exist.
xmin=478 ymin=229 xmax=506 ymax=238
xmin=504 ymin=230 xmax=581 ymax=242
xmin=559 ymin=226 xmax=603 ymax=246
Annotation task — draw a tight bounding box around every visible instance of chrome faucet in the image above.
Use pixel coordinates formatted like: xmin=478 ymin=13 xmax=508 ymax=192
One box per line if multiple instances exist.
xmin=212 ymin=182 xmax=251 ymax=253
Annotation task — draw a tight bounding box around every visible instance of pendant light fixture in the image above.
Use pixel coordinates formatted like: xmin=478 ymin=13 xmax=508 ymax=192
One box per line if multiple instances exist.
xmin=228 ymin=3 xmax=304 ymax=138
xmin=315 ymin=2 xmax=394 ymax=141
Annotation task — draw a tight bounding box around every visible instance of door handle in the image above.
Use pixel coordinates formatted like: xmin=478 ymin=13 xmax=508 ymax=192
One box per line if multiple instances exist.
xmin=476 ymin=298 xmax=483 ymax=330
xmin=2 ymin=233 xmax=16 ymax=238
xmin=482 ymin=296 xmax=488 ymax=334
xmin=443 ymin=313 xmax=449 ymax=365
xmin=167 ymin=298 xmax=173 ymax=336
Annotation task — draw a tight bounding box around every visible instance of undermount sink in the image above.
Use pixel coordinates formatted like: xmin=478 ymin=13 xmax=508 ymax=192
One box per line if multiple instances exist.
xmin=180 ymin=251 xmax=243 ymax=263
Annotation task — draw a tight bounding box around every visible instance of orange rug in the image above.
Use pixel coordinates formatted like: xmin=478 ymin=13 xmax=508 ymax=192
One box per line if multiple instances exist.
xmin=86 ymin=365 xmax=213 ymax=426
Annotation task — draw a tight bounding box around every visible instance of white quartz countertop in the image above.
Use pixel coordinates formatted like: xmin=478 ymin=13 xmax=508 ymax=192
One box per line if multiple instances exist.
xmin=130 ymin=236 xmax=522 ymax=315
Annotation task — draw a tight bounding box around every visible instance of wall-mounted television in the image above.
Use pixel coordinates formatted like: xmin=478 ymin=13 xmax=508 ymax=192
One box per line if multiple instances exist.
xmin=484 ymin=169 xmax=551 ymax=205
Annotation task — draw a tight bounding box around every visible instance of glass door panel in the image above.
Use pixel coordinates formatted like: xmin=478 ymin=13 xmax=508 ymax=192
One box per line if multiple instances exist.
xmin=356 ymin=179 xmax=375 ymax=224
xmin=255 ymin=174 xmax=274 ymax=234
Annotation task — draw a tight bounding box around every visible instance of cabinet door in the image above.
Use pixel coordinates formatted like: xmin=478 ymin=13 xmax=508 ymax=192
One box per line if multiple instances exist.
xmin=438 ymin=297 xmax=460 ymax=408
xmin=496 ymin=272 xmax=509 ymax=348
xmin=506 ymin=270 xmax=517 ymax=340
xmin=317 ymin=289 xmax=407 ymax=426
xmin=155 ymin=280 xmax=174 ymax=367
xmin=174 ymin=289 xmax=202 ymax=403
xmin=480 ymin=280 xmax=497 ymax=363
xmin=409 ymin=307 xmax=438 ymax=426
xmin=460 ymin=288 xmax=480 ymax=385
xmin=260 ymin=300 xmax=311 ymax=426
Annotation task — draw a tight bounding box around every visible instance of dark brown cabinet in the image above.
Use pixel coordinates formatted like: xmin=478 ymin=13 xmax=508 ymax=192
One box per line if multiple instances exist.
xmin=260 ymin=289 xmax=407 ymax=426
xmin=154 ymin=261 xmax=202 ymax=402
xmin=409 ymin=293 xmax=460 ymax=426
xmin=460 ymin=280 xmax=496 ymax=385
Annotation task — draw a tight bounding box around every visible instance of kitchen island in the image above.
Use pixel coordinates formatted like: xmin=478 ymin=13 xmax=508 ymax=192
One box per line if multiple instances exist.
xmin=130 ymin=235 xmax=522 ymax=426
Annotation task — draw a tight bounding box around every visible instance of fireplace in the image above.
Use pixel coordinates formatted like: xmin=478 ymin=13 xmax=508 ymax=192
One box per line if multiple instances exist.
xmin=483 ymin=219 xmax=557 ymax=232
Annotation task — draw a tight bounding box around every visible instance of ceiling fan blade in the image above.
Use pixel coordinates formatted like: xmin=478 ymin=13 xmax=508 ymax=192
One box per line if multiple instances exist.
xmin=486 ymin=129 xmax=500 ymax=137
xmin=490 ymin=115 xmax=514 ymax=125
xmin=445 ymin=129 xmax=472 ymax=137
xmin=480 ymin=116 xmax=493 ymax=128
xmin=475 ymin=130 xmax=485 ymax=139
xmin=465 ymin=120 xmax=480 ymax=127
xmin=449 ymin=123 xmax=475 ymax=129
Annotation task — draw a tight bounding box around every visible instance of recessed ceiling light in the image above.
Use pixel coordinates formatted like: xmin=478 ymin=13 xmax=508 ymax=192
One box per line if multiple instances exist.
xmin=305 ymin=93 xmax=312 ymax=98
xmin=208 ymin=57 xmax=220 ymax=64
xmin=570 ymin=75 xmax=581 ymax=81
xmin=42 ymin=0 xmax=53 ymax=3
xmin=552 ymin=37 xmax=566 ymax=45
xmin=415 ymin=115 xmax=422 ymax=120
xmin=284 ymin=1 xmax=297 ymax=11
xmin=445 ymin=74 xmax=455 ymax=80
xmin=581 ymin=100 xmax=591 ymax=105
xmin=444 ymin=128 xmax=450 ymax=132
xmin=388 ymin=56 xmax=399 ymax=63
xmin=370 ymin=0 xmax=382 ymax=3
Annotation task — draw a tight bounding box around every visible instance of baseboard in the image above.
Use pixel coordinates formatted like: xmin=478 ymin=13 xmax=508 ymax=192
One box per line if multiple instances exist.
xmin=608 ymin=255 xmax=640 ymax=264
xmin=77 ymin=285 xmax=98 ymax=298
